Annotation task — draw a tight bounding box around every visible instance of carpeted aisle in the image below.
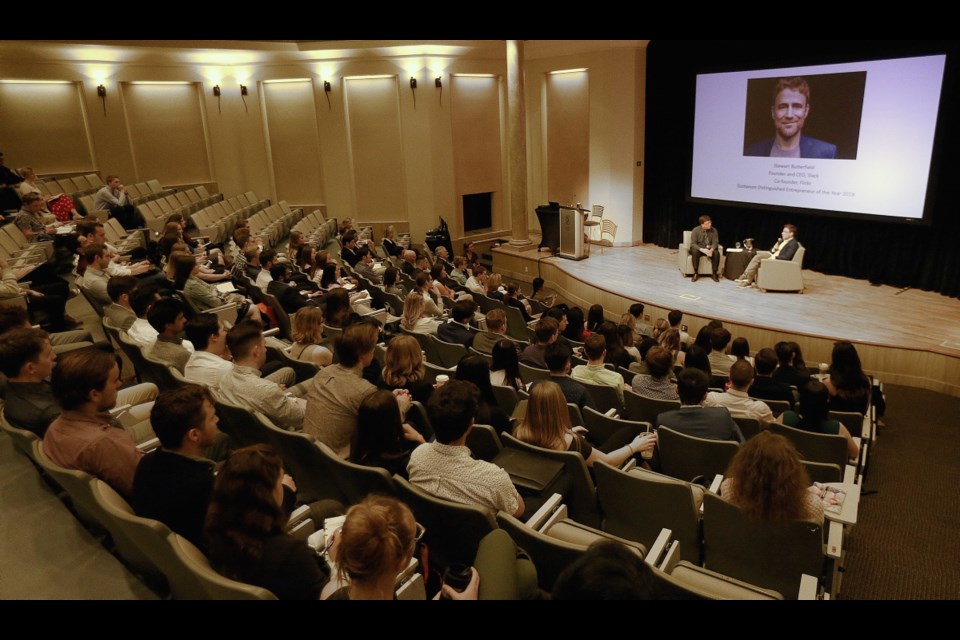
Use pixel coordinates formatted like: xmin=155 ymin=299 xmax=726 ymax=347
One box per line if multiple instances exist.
xmin=838 ymin=384 xmax=960 ymax=599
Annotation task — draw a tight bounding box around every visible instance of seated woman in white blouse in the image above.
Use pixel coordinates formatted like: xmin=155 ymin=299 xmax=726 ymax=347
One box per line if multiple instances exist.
xmin=400 ymin=291 xmax=441 ymax=335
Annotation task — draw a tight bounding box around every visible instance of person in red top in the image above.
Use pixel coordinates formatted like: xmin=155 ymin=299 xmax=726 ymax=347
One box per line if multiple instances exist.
xmin=42 ymin=347 xmax=143 ymax=497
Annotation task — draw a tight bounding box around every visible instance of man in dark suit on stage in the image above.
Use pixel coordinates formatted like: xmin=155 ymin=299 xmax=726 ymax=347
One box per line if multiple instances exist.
xmin=744 ymin=77 xmax=837 ymax=160
xmin=689 ymin=215 xmax=721 ymax=282
xmin=736 ymin=224 xmax=800 ymax=288
xmin=656 ymin=367 xmax=744 ymax=443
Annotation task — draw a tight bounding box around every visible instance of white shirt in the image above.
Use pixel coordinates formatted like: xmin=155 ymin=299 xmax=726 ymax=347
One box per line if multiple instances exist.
xmin=217 ymin=364 xmax=304 ymax=431
xmin=407 ymin=442 xmax=520 ymax=515
xmin=184 ymin=350 xmax=232 ymax=388
xmin=127 ymin=318 xmax=159 ymax=349
xmin=255 ymin=269 xmax=273 ymax=290
xmin=704 ymin=388 xmax=774 ymax=426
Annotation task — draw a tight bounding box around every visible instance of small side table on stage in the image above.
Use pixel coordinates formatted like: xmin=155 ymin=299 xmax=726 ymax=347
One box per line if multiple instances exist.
xmin=723 ymin=249 xmax=755 ymax=281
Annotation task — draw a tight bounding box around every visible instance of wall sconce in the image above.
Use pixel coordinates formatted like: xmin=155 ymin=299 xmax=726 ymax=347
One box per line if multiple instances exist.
xmin=409 ymin=76 xmax=417 ymax=109
xmin=239 ymin=84 xmax=249 ymax=113
xmin=240 ymin=84 xmax=248 ymax=96
xmin=323 ymin=80 xmax=332 ymax=111
xmin=97 ymin=84 xmax=107 ymax=116
xmin=435 ymin=76 xmax=443 ymax=106
xmin=409 ymin=77 xmax=417 ymax=89
xmin=213 ymin=84 xmax=221 ymax=113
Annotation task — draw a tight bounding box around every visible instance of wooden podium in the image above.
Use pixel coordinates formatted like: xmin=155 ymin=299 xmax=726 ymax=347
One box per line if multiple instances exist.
xmin=559 ymin=205 xmax=588 ymax=260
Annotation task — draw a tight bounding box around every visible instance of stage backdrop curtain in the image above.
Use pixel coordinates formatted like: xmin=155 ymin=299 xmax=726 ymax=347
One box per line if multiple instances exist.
xmin=643 ymin=40 xmax=960 ymax=299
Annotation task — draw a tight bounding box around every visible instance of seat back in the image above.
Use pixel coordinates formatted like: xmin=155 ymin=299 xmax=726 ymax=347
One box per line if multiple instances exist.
xmin=167 ymin=534 xmax=277 ymax=600
xmin=518 ymin=362 xmax=551 ymax=385
xmin=701 ymin=492 xmax=823 ymax=599
xmin=430 ymin=335 xmax=468 ymax=369
xmin=90 ymin=479 xmax=171 ymax=585
xmin=502 ymin=305 xmax=532 ymax=342
xmin=214 ymin=401 xmax=275 ymax=449
xmin=500 ymin=432 xmax=600 ymax=528
xmin=0 ymin=407 xmax=40 ymax=458
xmin=733 ymin=416 xmax=762 ymax=440
xmin=594 ymin=462 xmax=702 ymax=563
xmin=656 ymin=425 xmax=739 ymax=482
xmin=465 ymin=423 xmax=503 ymax=462
xmin=802 ymin=460 xmax=842 ymax=484
xmin=624 ymin=389 xmax=679 ymax=423
xmin=393 ymin=475 xmax=498 ymax=574
xmin=259 ymin=423 xmax=344 ymax=505
xmin=576 ymin=379 xmax=624 ymax=415
xmin=314 ymin=440 xmax=397 ymax=504
xmin=581 ymin=407 xmax=649 ymax=452
xmin=768 ymin=421 xmax=847 ymax=469
xmin=761 ymin=399 xmax=792 ymax=417
xmin=31 ymin=440 xmax=103 ymax=528
xmin=491 ymin=384 xmax=520 ymax=416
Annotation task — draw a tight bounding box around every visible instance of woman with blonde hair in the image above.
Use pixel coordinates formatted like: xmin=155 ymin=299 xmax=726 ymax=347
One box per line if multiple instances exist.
xmin=514 ymin=381 xmax=655 ymax=468
xmin=720 ymin=431 xmax=824 ymax=525
xmin=658 ymin=327 xmax=686 ymax=368
xmin=400 ymin=291 xmax=440 ymax=335
xmin=485 ymin=273 xmax=504 ymax=300
xmin=289 ymin=306 xmax=333 ymax=366
xmin=651 ymin=317 xmax=670 ymax=340
xmin=379 ymin=334 xmax=433 ymax=404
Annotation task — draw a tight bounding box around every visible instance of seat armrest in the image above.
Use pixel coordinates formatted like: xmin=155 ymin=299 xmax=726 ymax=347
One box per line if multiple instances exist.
xmin=644 ymin=528 xmax=674 ymax=567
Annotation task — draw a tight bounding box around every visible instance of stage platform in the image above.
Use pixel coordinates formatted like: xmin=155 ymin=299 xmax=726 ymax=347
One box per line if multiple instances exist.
xmin=492 ymin=240 xmax=960 ymax=397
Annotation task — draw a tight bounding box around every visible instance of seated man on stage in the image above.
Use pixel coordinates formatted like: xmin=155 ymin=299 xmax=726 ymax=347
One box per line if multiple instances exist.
xmin=689 ymin=215 xmax=720 ymax=282
xmin=736 ymin=224 xmax=799 ymax=288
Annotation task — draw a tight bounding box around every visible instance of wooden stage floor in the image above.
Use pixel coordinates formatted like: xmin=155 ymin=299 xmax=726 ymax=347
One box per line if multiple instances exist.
xmin=493 ymin=241 xmax=960 ymax=394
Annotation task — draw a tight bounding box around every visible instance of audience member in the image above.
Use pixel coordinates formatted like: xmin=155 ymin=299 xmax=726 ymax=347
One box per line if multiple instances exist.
xmin=217 ymin=321 xmax=305 ymax=430
xmin=779 ymin=380 xmax=860 ymax=460
xmin=570 ymin=334 xmax=626 ymax=404
xmin=42 ymin=347 xmax=144 ymax=496
xmin=203 ymin=445 xmax=332 ymax=600
xmin=350 ymin=390 xmax=425 ymax=478
xmin=520 ymin=317 xmax=559 ymax=368
xmin=455 ymin=355 xmax=511 ymax=435
xmin=304 ymin=322 xmax=379 ymax=458
xmin=489 ymin=339 xmax=524 ymax=391
xmin=707 ymin=327 xmax=733 ymax=378
xmin=514 ymin=381 xmax=654 ymax=468
xmin=630 ymin=346 xmax=679 ymax=401
xmin=528 ymin=342 xmax=595 ymax=411
xmin=437 ymin=299 xmax=478 ymax=348
xmin=748 ymin=347 xmax=795 ymax=407
xmin=132 ymin=384 xmax=221 ymax=548
xmin=472 ymin=308 xmax=509 ymax=354
xmin=287 ymin=306 xmax=333 ymax=366
xmin=656 ymin=367 xmax=743 ymax=443
xmin=720 ymin=431 xmax=823 ymax=525
xmin=407 ymin=380 xmax=524 ymax=517
xmin=704 ymin=360 xmax=775 ymax=426
xmin=146 ymin=297 xmax=194 ymax=373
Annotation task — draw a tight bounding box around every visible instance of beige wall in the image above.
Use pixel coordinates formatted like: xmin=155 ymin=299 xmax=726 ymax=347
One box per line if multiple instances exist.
xmin=0 ymin=40 xmax=646 ymax=248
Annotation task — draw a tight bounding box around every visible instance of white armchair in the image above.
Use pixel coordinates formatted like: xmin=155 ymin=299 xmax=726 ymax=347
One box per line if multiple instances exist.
xmin=757 ymin=244 xmax=805 ymax=293
xmin=678 ymin=230 xmax=724 ymax=277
